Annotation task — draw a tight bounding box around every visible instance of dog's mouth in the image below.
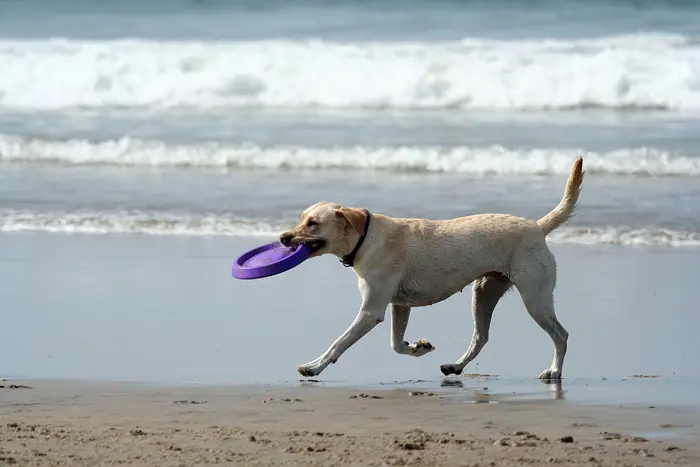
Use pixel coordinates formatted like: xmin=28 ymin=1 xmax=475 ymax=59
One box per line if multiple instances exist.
xmin=282 ymin=234 xmax=327 ymax=254
xmin=303 ymin=239 xmax=327 ymax=254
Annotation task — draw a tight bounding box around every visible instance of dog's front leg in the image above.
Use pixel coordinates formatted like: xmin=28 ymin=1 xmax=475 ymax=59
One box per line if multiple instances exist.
xmin=297 ymin=277 xmax=393 ymax=378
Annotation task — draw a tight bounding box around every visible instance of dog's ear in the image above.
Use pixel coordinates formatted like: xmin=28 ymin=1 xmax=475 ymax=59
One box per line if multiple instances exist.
xmin=335 ymin=207 xmax=367 ymax=236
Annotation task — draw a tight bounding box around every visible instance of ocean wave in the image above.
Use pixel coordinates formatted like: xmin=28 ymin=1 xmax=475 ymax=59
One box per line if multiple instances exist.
xmin=2 ymin=210 xmax=699 ymax=248
xmin=1 ymin=34 xmax=699 ymax=111
xmin=0 ymin=210 xmax=289 ymax=237
xmin=546 ymin=227 xmax=700 ymax=247
xmin=2 ymin=134 xmax=698 ymax=176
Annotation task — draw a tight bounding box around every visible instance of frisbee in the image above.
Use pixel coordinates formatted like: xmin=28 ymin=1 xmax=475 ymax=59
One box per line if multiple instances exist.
xmin=231 ymin=241 xmax=311 ymax=280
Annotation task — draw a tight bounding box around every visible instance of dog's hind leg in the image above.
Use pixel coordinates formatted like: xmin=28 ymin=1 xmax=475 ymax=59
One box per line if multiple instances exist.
xmin=390 ymin=304 xmax=435 ymax=357
xmin=440 ymin=273 xmax=512 ymax=376
xmin=513 ymin=251 xmax=569 ymax=381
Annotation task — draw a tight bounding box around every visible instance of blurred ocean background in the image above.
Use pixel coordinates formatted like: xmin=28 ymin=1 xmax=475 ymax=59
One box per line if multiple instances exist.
xmin=1 ymin=0 xmax=700 ymax=247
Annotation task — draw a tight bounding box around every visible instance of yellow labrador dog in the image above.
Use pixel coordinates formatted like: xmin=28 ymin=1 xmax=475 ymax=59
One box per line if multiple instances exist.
xmin=280 ymin=157 xmax=584 ymax=381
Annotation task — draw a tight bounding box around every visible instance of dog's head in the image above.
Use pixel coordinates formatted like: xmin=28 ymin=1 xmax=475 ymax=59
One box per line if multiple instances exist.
xmin=279 ymin=201 xmax=368 ymax=258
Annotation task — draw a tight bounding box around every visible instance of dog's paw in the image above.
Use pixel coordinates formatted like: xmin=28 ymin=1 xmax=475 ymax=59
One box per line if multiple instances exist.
xmin=408 ymin=339 xmax=435 ymax=357
xmin=439 ymin=363 xmax=464 ymax=376
xmin=538 ymin=368 xmax=562 ymax=381
xmin=297 ymin=365 xmax=321 ymax=378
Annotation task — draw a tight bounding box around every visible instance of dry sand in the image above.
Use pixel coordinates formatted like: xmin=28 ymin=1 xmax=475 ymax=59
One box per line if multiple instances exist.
xmin=2 ymin=379 xmax=699 ymax=466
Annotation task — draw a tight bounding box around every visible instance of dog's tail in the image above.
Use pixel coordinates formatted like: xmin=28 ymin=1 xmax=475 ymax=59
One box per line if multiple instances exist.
xmin=537 ymin=157 xmax=585 ymax=236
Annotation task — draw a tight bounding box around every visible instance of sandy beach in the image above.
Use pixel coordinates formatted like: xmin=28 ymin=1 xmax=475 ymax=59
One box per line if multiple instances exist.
xmin=2 ymin=232 xmax=700 ymax=465
xmin=3 ymin=1 xmax=700 ymax=464
xmin=4 ymin=2 xmax=700 ymax=464
xmin=2 ymin=379 xmax=700 ymax=466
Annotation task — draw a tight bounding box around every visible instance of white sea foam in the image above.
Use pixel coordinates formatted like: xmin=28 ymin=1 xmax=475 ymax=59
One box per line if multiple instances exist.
xmin=2 ymin=210 xmax=699 ymax=248
xmin=546 ymin=227 xmax=700 ymax=248
xmin=0 ymin=210 xmax=289 ymax=237
xmin=2 ymin=134 xmax=698 ymax=176
xmin=1 ymin=34 xmax=699 ymax=111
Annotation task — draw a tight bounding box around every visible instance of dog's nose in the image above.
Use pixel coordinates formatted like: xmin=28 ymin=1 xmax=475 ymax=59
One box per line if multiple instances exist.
xmin=279 ymin=233 xmax=293 ymax=246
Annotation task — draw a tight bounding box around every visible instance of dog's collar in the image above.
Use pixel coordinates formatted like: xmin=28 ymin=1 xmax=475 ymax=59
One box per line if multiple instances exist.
xmin=340 ymin=209 xmax=371 ymax=268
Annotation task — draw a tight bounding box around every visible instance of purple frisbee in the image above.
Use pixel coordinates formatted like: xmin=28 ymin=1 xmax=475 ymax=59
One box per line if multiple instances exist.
xmin=231 ymin=241 xmax=311 ymax=280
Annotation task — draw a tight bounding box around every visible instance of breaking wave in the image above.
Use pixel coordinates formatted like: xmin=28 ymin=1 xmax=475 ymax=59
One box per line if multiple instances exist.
xmin=2 ymin=134 xmax=698 ymax=176
xmin=1 ymin=33 xmax=699 ymax=111
xmin=2 ymin=210 xmax=699 ymax=248
xmin=0 ymin=210 xmax=290 ymax=238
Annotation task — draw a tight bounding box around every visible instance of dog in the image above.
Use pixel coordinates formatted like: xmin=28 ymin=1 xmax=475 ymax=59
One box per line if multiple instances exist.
xmin=279 ymin=157 xmax=584 ymax=381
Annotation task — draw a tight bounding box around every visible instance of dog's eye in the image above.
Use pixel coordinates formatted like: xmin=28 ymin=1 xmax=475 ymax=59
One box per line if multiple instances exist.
xmin=306 ymin=220 xmax=317 ymax=228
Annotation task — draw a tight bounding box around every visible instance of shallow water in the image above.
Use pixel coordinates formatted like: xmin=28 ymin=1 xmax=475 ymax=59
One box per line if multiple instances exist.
xmin=2 ymin=233 xmax=699 ymax=410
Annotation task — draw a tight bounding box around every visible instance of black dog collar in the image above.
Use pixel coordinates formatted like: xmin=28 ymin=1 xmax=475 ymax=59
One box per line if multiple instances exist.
xmin=340 ymin=209 xmax=371 ymax=268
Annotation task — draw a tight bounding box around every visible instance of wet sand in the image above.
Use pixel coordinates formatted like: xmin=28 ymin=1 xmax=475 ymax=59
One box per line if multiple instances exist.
xmin=2 ymin=232 xmax=700 ymax=465
xmin=2 ymin=379 xmax=700 ymax=466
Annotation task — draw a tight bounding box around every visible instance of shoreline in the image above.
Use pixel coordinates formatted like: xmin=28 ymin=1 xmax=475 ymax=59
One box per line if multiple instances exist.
xmin=2 ymin=232 xmax=700 ymax=397
xmin=4 ymin=373 xmax=700 ymax=410
xmin=3 ymin=231 xmax=700 ymax=464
